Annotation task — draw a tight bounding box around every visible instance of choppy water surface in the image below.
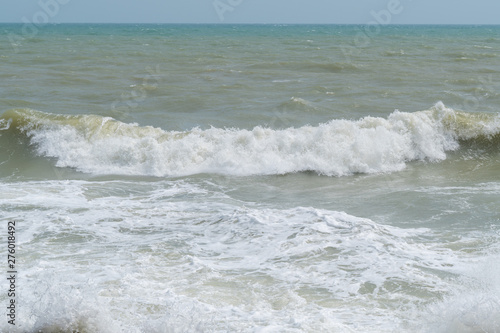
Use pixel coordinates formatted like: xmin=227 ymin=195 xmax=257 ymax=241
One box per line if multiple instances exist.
xmin=1 ymin=24 xmax=500 ymax=332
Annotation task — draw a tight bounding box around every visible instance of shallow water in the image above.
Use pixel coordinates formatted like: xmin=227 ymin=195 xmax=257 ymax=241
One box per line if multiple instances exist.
xmin=1 ymin=24 xmax=500 ymax=332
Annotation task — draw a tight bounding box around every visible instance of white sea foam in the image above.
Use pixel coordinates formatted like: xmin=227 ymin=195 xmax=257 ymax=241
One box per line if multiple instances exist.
xmin=3 ymin=24 xmax=500 ymax=333
xmin=421 ymin=255 xmax=500 ymax=333
xmin=1 ymin=179 xmax=499 ymax=332
xmin=8 ymin=102 xmax=498 ymax=178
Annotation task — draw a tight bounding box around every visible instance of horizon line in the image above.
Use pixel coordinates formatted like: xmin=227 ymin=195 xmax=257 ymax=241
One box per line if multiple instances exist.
xmin=1 ymin=22 xmax=500 ymax=26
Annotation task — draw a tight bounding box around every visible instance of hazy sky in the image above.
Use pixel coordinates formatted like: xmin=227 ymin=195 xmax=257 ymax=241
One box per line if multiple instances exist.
xmin=2 ymin=0 xmax=500 ymax=25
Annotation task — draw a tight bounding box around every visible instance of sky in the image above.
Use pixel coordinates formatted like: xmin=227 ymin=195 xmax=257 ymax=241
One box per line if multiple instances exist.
xmin=1 ymin=0 xmax=500 ymax=25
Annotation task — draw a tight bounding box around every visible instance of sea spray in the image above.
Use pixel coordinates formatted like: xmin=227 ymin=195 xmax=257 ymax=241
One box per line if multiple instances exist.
xmin=1 ymin=102 xmax=499 ymax=177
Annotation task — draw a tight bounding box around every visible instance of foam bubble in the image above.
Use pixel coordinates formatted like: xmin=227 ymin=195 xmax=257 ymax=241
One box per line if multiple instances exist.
xmin=420 ymin=256 xmax=500 ymax=333
xmin=2 ymin=179 xmax=498 ymax=332
xmin=3 ymin=102 xmax=500 ymax=177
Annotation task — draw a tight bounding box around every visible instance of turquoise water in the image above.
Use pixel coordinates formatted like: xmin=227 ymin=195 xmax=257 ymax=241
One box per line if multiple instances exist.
xmin=1 ymin=24 xmax=500 ymax=332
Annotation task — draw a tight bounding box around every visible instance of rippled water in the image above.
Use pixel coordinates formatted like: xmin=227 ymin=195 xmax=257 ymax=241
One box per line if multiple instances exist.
xmin=1 ymin=24 xmax=500 ymax=332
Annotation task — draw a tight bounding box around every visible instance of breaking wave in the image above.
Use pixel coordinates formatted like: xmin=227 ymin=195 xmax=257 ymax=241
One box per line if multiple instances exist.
xmin=1 ymin=102 xmax=499 ymax=177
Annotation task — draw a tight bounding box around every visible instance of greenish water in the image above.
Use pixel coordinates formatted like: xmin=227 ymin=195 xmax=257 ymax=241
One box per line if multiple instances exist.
xmin=1 ymin=24 xmax=500 ymax=332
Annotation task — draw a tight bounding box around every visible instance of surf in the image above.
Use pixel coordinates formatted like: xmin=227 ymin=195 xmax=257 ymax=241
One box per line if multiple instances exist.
xmin=1 ymin=102 xmax=499 ymax=178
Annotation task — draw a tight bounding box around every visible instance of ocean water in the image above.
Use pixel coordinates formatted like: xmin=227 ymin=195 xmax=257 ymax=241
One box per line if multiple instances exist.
xmin=1 ymin=24 xmax=500 ymax=332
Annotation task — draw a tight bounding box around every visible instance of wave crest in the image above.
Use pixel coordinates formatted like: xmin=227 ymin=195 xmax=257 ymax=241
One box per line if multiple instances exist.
xmin=1 ymin=102 xmax=499 ymax=177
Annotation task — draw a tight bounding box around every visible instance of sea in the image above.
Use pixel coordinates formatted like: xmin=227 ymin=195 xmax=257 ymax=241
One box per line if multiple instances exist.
xmin=1 ymin=24 xmax=500 ymax=333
